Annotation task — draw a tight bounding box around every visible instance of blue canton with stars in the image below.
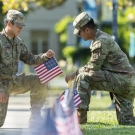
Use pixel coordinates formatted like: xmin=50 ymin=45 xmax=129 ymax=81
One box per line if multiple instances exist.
xmin=44 ymin=57 xmax=58 ymax=70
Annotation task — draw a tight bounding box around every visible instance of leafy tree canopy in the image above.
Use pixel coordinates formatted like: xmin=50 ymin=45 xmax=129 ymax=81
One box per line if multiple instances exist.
xmin=54 ymin=0 xmax=135 ymax=63
xmin=105 ymin=0 xmax=135 ymax=10
xmin=1 ymin=0 xmax=67 ymax=13
xmin=118 ymin=0 xmax=135 ymax=10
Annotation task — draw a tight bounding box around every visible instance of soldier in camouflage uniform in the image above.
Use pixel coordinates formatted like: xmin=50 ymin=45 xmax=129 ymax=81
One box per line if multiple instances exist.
xmin=0 ymin=10 xmax=55 ymax=128
xmin=65 ymin=12 xmax=135 ymax=125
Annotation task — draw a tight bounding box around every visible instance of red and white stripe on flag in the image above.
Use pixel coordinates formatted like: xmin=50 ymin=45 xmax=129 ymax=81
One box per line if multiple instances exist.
xmin=54 ymin=99 xmax=83 ymax=135
xmin=73 ymin=93 xmax=82 ymax=108
xmin=59 ymin=89 xmax=82 ymax=108
xmin=34 ymin=57 xmax=63 ymax=83
xmin=55 ymin=112 xmax=83 ymax=135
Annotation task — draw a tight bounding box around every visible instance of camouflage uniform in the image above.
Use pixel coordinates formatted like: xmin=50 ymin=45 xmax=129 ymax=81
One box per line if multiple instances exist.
xmin=74 ymin=12 xmax=135 ymax=125
xmin=0 ymin=10 xmax=48 ymax=127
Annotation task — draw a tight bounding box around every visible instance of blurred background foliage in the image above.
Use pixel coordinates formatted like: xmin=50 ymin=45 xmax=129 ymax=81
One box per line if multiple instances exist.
xmin=0 ymin=0 xmax=135 ymax=66
xmin=1 ymin=0 xmax=67 ymax=13
xmin=54 ymin=16 xmax=77 ymax=61
xmin=54 ymin=0 xmax=135 ymax=66
xmin=0 ymin=0 xmax=67 ymax=28
xmin=0 ymin=0 xmax=69 ymax=60
xmin=55 ymin=16 xmax=74 ymax=43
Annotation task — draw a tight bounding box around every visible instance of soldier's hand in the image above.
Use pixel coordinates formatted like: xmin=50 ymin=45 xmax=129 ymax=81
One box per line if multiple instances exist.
xmin=0 ymin=92 xmax=7 ymax=103
xmin=45 ymin=49 xmax=55 ymax=58
xmin=65 ymin=72 xmax=76 ymax=83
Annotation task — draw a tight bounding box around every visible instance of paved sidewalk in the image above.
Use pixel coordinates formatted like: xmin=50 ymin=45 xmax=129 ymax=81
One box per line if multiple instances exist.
xmin=0 ymin=77 xmax=67 ymax=135
xmin=3 ymin=95 xmax=30 ymax=127
xmin=0 ymin=94 xmax=30 ymax=135
xmin=0 ymin=94 xmax=58 ymax=135
xmin=48 ymin=76 xmax=67 ymax=88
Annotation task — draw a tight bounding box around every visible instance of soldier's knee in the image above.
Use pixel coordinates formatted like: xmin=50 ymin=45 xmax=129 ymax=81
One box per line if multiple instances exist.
xmin=76 ymin=74 xmax=90 ymax=90
xmin=0 ymin=116 xmax=6 ymax=127
xmin=0 ymin=122 xmax=4 ymax=127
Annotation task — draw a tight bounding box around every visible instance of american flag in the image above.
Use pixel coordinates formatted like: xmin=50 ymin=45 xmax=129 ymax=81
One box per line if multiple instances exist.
xmin=67 ymin=96 xmax=83 ymax=135
xmin=34 ymin=57 xmax=63 ymax=83
xmin=53 ymin=99 xmax=83 ymax=135
xmin=73 ymin=82 xmax=82 ymax=108
xmin=53 ymin=99 xmax=71 ymax=135
xmin=59 ymin=82 xmax=82 ymax=108
xmin=39 ymin=108 xmax=58 ymax=135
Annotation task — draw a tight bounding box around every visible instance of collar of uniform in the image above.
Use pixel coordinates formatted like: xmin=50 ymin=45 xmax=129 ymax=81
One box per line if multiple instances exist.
xmin=2 ymin=29 xmax=15 ymax=41
xmin=91 ymin=29 xmax=100 ymax=45
xmin=94 ymin=29 xmax=101 ymax=40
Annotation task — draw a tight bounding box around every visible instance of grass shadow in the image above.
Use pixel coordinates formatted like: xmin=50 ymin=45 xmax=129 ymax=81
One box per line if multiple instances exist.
xmin=90 ymin=108 xmax=115 ymax=111
xmin=86 ymin=122 xmax=111 ymax=126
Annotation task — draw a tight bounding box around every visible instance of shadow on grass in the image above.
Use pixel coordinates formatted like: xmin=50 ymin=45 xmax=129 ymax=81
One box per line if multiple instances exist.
xmin=90 ymin=108 xmax=115 ymax=111
xmin=87 ymin=122 xmax=111 ymax=126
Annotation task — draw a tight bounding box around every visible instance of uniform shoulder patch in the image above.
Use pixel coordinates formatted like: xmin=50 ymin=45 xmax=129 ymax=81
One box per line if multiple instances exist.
xmin=90 ymin=40 xmax=101 ymax=52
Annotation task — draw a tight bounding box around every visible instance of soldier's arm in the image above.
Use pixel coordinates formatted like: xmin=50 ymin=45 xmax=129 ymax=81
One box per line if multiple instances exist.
xmin=19 ymin=40 xmax=54 ymax=66
xmin=77 ymin=39 xmax=109 ymax=74
xmin=0 ymin=39 xmax=4 ymax=92
xmin=0 ymin=39 xmax=7 ymax=102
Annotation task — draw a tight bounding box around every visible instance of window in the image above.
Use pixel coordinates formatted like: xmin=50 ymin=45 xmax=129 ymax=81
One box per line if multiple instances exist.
xmin=31 ymin=30 xmax=49 ymax=54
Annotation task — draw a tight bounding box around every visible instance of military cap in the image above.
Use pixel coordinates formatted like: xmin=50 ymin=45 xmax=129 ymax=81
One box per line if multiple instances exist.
xmin=6 ymin=9 xmax=25 ymax=27
xmin=73 ymin=12 xmax=91 ymax=34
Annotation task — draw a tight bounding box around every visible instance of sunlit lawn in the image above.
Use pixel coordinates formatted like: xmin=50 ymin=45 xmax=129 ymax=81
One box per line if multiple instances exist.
xmin=81 ymin=92 xmax=135 ymax=135
xmin=48 ymin=86 xmax=135 ymax=135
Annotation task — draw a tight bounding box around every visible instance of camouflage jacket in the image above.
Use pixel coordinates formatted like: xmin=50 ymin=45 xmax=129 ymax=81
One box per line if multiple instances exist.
xmin=0 ymin=29 xmax=48 ymax=80
xmin=78 ymin=29 xmax=135 ymax=74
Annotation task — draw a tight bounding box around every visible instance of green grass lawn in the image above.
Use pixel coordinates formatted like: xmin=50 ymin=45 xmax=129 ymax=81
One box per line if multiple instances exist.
xmin=48 ymin=89 xmax=135 ymax=135
xmin=81 ymin=92 xmax=135 ymax=135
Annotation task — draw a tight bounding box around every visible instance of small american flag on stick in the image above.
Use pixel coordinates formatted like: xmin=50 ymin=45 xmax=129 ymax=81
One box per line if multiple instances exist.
xmin=59 ymin=82 xmax=82 ymax=108
xmin=34 ymin=57 xmax=63 ymax=84
xmin=73 ymin=82 xmax=82 ymax=108
xmin=53 ymin=98 xmax=83 ymax=135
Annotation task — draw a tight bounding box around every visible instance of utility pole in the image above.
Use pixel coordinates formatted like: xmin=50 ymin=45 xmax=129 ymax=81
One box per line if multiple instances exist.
xmin=109 ymin=0 xmax=118 ymax=108
xmin=97 ymin=0 xmax=101 ymax=30
xmin=76 ymin=0 xmax=83 ymax=67
xmin=112 ymin=0 xmax=118 ymax=42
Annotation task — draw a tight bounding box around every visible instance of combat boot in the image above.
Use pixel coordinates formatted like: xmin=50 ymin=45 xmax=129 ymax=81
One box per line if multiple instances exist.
xmin=77 ymin=109 xmax=87 ymax=124
xmin=28 ymin=107 xmax=44 ymax=129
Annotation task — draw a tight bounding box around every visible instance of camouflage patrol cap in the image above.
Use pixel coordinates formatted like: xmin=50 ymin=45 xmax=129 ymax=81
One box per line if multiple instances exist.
xmin=6 ymin=9 xmax=25 ymax=27
xmin=73 ymin=12 xmax=91 ymax=34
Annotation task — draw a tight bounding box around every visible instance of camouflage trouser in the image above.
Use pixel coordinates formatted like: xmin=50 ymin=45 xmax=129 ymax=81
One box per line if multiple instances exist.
xmin=76 ymin=70 xmax=135 ymax=125
xmin=0 ymin=73 xmax=46 ymax=127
